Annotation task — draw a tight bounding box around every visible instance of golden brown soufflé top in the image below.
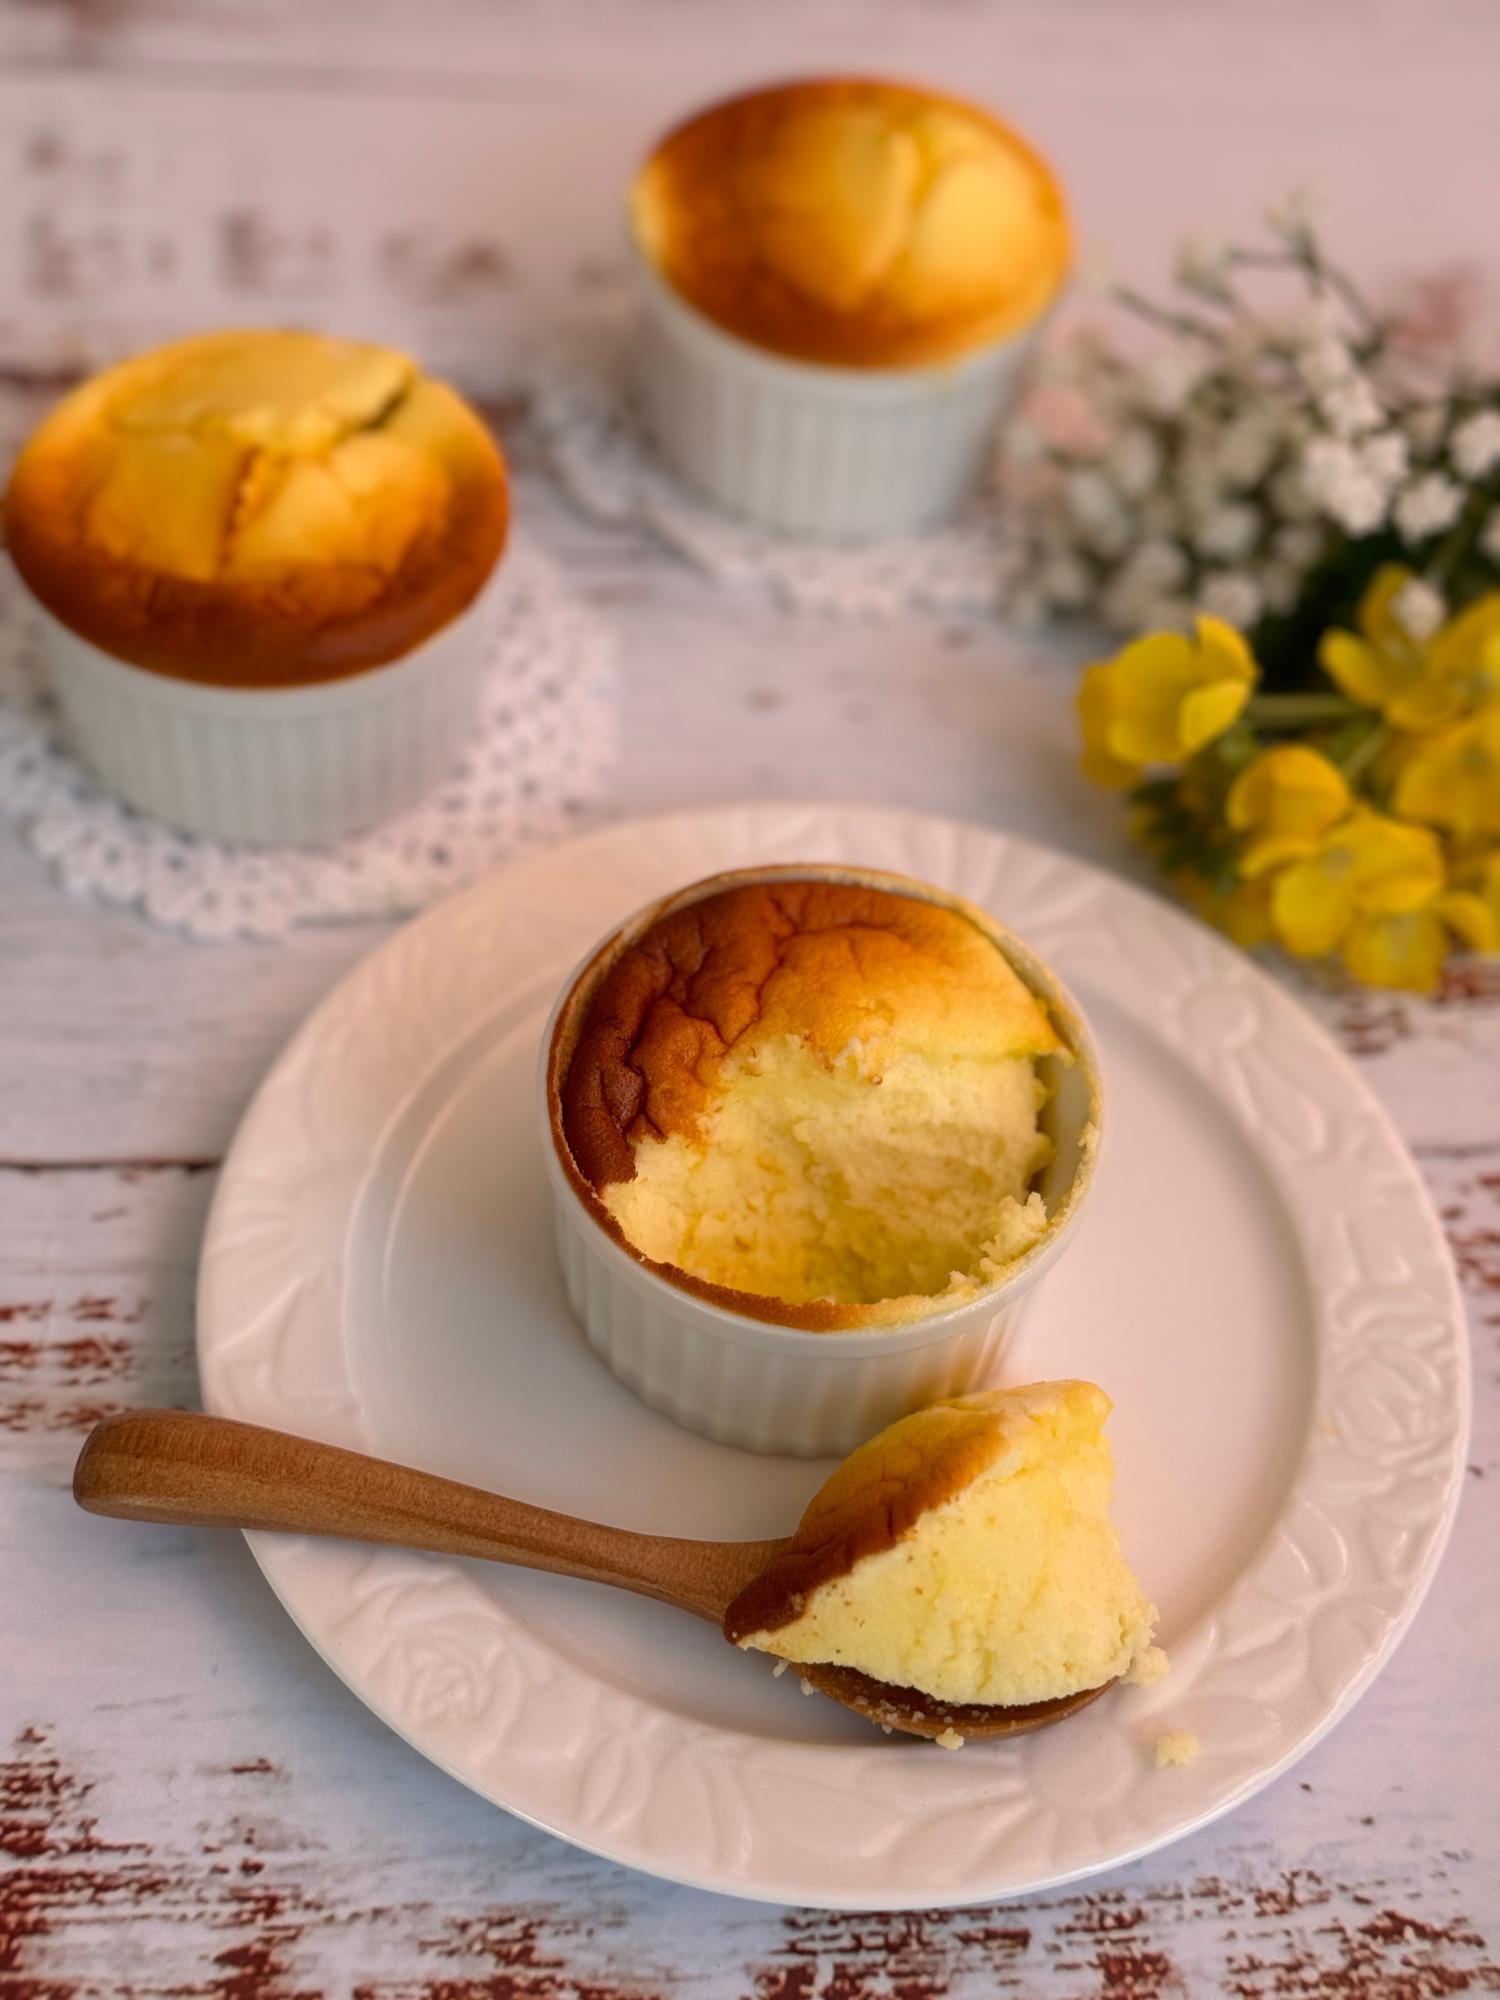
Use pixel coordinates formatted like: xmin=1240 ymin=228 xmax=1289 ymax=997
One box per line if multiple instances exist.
xmin=630 ymin=77 xmax=1070 ymax=369
xmin=3 ymin=329 xmax=509 ymax=688
xmin=560 ymin=876 xmax=1057 ymax=1197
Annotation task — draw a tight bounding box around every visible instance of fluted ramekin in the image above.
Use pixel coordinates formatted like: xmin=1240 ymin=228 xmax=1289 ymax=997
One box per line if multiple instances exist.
xmin=632 ymin=253 xmax=1042 ymax=542
xmin=23 ymin=583 xmax=494 ymax=846
xmin=540 ymin=863 xmax=1101 ymax=1457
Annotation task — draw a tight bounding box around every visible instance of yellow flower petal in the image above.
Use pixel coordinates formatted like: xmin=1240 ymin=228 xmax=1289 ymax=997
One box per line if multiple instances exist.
xmin=1358 ymin=564 xmax=1424 ymax=653
xmin=1437 ymin=890 xmax=1500 ymax=954
xmin=1342 ymin=910 xmax=1449 ymax=992
xmin=1107 ymin=634 xmax=1202 ymax=765
xmin=1076 ymin=662 xmax=1138 ymax=787
xmin=1227 ymin=744 xmax=1351 ymax=838
xmin=1240 ymin=831 xmax=1327 ymax=878
xmin=1395 ymin=707 xmax=1500 ymax=837
xmin=1271 ymin=860 xmax=1355 ymax=956
xmin=1320 ymin=630 xmax=1399 ymax=712
xmin=1178 ymin=677 xmax=1253 ymax=755
xmin=1194 ymin=615 xmax=1258 ymax=680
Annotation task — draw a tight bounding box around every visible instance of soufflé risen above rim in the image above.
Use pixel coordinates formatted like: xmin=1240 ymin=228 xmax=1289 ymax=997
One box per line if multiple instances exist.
xmin=629 ymin=76 xmax=1071 ymax=370
xmin=547 ymin=866 xmax=1099 ymax=1332
xmin=3 ymin=329 xmax=509 ymax=689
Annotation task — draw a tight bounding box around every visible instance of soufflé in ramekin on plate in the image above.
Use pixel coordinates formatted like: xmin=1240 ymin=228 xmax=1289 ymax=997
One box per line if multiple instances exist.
xmin=3 ymin=329 xmax=509 ymax=843
xmin=541 ymin=864 xmax=1100 ymax=1454
xmin=629 ymin=76 xmax=1071 ymax=538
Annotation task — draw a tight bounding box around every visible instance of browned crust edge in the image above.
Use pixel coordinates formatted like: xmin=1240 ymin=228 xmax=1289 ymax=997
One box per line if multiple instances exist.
xmin=544 ymin=861 xmax=1099 ymax=1334
xmin=720 ymin=1393 xmax=1011 ymax=1639
xmin=3 ymin=389 xmax=510 ymax=690
xmin=794 ymin=1659 xmax=1114 ymax=1739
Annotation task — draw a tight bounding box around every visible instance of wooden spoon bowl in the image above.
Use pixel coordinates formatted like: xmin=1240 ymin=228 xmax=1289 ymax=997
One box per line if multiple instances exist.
xmin=73 ymin=1409 xmax=1109 ymax=1743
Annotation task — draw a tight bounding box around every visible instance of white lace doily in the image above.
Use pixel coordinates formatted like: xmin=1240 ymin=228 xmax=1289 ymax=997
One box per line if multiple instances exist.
xmin=0 ymin=538 xmax=617 ymax=941
xmin=528 ymin=321 xmax=1011 ymax=618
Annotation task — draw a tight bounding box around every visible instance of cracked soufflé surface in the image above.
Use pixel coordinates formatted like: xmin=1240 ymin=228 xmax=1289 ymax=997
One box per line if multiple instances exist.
xmin=3 ymin=329 xmax=509 ymax=686
xmin=558 ymin=876 xmax=1063 ymax=1316
xmin=631 ymin=77 xmax=1071 ymax=368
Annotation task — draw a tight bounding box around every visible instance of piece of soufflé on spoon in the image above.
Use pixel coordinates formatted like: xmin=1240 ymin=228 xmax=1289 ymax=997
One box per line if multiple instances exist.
xmin=725 ymin=1381 xmax=1160 ymax=1746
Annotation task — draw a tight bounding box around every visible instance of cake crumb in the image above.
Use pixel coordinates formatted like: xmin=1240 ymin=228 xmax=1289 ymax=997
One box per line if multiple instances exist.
xmin=800 ymin=1677 xmax=816 ymax=1696
xmin=1127 ymin=1644 xmax=1171 ymax=1687
xmin=771 ymin=1659 xmax=788 ymax=1678
xmin=1154 ymin=1728 xmax=1199 ymax=1769
xmin=934 ymin=1726 xmax=965 ymax=1751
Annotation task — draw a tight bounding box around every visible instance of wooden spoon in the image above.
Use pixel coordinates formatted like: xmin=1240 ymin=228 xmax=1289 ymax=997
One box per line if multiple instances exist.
xmin=72 ymin=1409 xmax=1110 ymax=1742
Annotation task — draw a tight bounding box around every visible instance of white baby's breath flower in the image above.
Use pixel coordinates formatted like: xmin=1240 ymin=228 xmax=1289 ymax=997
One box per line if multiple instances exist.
xmin=1199 ymin=571 xmax=1263 ymax=629
xmin=1101 ymin=572 xmax=1194 ymax=634
xmin=1319 ymin=377 xmax=1384 ymax=439
xmin=1481 ymin=508 xmax=1500 ymax=565
xmin=1360 ymin=431 xmax=1410 ymax=488
xmin=1107 ymin=426 xmax=1164 ymax=499
xmin=1175 ymin=232 xmax=1234 ymax=298
xmin=1389 ymin=576 xmax=1447 ymax=641
xmin=1266 ymin=183 xmax=1322 ymax=247
xmin=1450 ymin=408 xmax=1500 ymax=480
xmin=1297 ymin=334 xmax=1358 ymax=395
xmin=1065 ymin=466 xmax=1123 ymax=531
xmin=1140 ymin=348 xmax=1206 ymax=417
xmin=1302 ymin=437 xmax=1389 ymax=535
xmin=1195 ymin=501 xmax=1260 ymax=562
xmin=1216 ymin=410 xmax=1281 ymax=488
xmin=1394 ymin=472 xmax=1465 ymax=543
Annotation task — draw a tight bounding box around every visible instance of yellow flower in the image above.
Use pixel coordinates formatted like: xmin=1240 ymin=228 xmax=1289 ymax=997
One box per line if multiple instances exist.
xmin=1267 ymin=808 xmax=1444 ymax=958
xmin=1438 ymin=846 xmax=1500 ymax=953
xmin=1078 ymin=617 xmax=1258 ymax=785
xmin=1320 ymin=567 xmax=1500 ymax=732
xmin=1343 ymin=908 xmax=1459 ymax=992
xmin=1227 ymin=745 xmax=1352 ymax=874
xmin=1393 ymin=704 xmax=1500 ymax=838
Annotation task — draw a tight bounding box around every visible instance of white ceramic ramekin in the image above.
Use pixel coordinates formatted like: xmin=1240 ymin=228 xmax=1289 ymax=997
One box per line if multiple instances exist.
xmin=632 ymin=252 xmax=1041 ymax=541
xmin=24 ymin=582 xmax=495 ymax=847
xmin=540 ymin=864 xmax=1101 ymax=1457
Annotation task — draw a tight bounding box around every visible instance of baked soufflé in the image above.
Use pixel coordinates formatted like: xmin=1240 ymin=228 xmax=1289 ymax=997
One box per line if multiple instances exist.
xmin=4 ymin=329 xmax=508 ymax=688
xmin=556 ymin=873 xmax=1070 ymax=1325
xmin=631 ymin=77 xmax=1070 ymax=369
xmin=726 ymin=1382 xmax=1157 ymax=1707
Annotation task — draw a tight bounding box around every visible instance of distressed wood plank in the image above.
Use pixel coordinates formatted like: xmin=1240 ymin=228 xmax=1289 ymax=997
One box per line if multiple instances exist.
xmin=2 ymin=3 xmax=1498 ymax=385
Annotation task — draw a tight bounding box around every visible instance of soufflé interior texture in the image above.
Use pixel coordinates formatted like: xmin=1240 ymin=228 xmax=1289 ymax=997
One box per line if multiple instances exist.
xmin=558 ymin=877 xmax=1065 ymax=1321
xmin=726 ymin=1382 xmax=1157 ymax=1707
xmin=631 ymin=78 xmax=1070 ymax=368
xmin=4 ymin=330 xmax=509 ymax=688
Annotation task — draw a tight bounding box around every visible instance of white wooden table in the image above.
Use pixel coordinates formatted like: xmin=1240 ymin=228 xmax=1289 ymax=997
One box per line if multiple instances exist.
xmin=4 ymin=4 xmax=1499 ymax=1990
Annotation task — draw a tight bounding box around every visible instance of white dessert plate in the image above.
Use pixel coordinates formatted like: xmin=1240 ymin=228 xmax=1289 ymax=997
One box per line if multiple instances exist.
xmin=197 ymin=803 xmax=1468 ymax=1909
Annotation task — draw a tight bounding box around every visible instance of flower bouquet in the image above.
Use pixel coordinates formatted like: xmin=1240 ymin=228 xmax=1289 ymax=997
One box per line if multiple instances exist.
xmin=1007 ymin=195 xmax=1500 ymax=990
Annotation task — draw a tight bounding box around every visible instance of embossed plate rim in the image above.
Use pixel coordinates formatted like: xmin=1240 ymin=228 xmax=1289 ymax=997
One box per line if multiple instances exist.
xmin=197 ymin=802 xmax=1469 ymax=1908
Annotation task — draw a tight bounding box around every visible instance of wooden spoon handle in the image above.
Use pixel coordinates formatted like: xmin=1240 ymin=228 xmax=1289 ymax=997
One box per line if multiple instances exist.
xmin=73 ymin=1409 xmax=781 ymax=1624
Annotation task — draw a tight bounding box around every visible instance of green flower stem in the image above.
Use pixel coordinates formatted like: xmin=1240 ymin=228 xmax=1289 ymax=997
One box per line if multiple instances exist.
xmin=1244 ymin=692 xmax=1362 ymax=726
xmin=1337 ymin=721 xmax=1391 ymax=788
